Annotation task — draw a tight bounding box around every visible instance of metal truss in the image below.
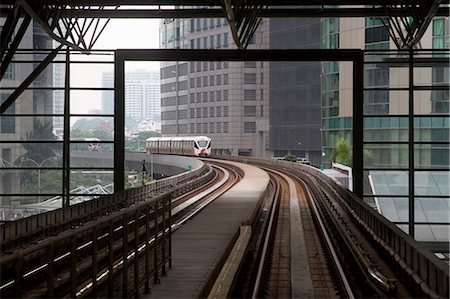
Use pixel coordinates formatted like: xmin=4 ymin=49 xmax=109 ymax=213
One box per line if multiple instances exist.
xmin=380 ymin=0 xmax=444 ymax=49
xmin=221 ymin=0 xmax=267 ymax=49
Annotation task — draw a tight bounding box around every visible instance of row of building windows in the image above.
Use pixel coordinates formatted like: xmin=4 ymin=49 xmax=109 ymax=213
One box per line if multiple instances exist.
xmin=189 ymin=106 xmax=229 ymax=118
xmin=190 ymin=18 xmax=228 ymax=32
xmin=189 ymin=90 xmax=229 ymax=103
xmin=190 ymin=61 xmax=229 ymax=73
xmin=189 ymin=74 xmax=229 ymax=88
xmin=190 ymin=33 xmax=229 ymax=49
xmin=189 ymin=122 xmax=229 ymax=134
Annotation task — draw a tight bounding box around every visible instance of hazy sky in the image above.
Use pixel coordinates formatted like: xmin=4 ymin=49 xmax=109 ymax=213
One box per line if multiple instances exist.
xmin=70 ymin=19 xmax=162 ymax=115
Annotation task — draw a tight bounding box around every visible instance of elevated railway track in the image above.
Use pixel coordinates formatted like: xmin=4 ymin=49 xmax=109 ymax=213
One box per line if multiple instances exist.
xmin=0 ymin=155 xmax=448 ymax=298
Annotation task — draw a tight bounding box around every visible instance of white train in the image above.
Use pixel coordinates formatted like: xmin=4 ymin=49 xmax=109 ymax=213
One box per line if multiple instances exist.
xmin=146 ymin=136 xmax=212 ymax=157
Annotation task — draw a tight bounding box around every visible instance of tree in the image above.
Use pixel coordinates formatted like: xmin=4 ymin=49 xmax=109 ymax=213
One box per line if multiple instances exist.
xmin=283 ymin=153 xmax=297 ymax=162
xmin=126 ymin=131 xmax=161 ymax=151
xmin=16 ymin=119 xmax=57 ymax=164
xmin=332 ymin=137 xmax=352 ymax=166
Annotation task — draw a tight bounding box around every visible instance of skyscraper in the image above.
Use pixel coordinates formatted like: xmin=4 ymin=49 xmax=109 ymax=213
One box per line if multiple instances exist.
xmin=159 ymin=17 xmax=270 ymax=156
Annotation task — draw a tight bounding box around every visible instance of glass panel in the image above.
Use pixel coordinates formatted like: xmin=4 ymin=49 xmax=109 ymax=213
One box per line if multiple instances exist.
xmin=70 ymin=90 xmax=113 ymax=115
xmin=0 ymin=63 xmax=62 ymax=88
xmin=364 ymin=64 xmax=408 ymax=89
xmin=414 ymin=145 xmax=449 ymax=169
xmin=0 ymin=196 xmax=60 ymax=221
xmin=415 ymin=171 xmax=449 ymax=196
xmin=414 ymin=116 xmax=450 ymax=142
xmin=365 ymin=170 xmax=408 ymax=196
xmin=364 ymin=117 xmax=408 ymax=142
xmin=414 ymin=90 xmax=449 ymax=115
xmin=70 ymin=117 xmax=114 ymax=140
xmin=0 ymin=143 xmax=63 ymax=168
xmin=70 ymin=63 xmax=114 ymax=88
xmin=0 ymin=169 xmax=62 ymax=194
xmin=69 ymin=169 xmax=114 ymax=192
xmin=70 ymin=144 xmax=114 ymax=167
xmin=0 ymin=116 xmax=62 ymax=141
xmin=364 ymin=144 xmax=408 ymax=168
xmin=0 ymin=90 xmax=55 ymax=115
xmin=364 ymin=90 xmax=408 ymax=115
xmin=374 ymin=197 xmax=409 ymax=223
xmin=413 ymin=66 xmax=449 ymax=86
xmin=414 ymin=224 xmax=450 ymax=242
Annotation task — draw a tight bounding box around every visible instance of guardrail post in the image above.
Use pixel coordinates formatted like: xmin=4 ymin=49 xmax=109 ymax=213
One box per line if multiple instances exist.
xmin=134 ymin=211 xmax=140 ymax=297
xmin=47 ymin=244 xmax=55 ymax=297
xmin=122 ymin=215 xmax=128 ymax=298
xmin=162 ymin=197 xmax=167 ymax=276
xmin=144 ymin=207 xmax=151 ymax=293
xmin=154 ymin=200 xmax=159 ymax=284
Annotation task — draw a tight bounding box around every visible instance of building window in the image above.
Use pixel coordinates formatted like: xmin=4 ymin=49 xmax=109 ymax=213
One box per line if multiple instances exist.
xmin=216 ymin=90 xmax=222 ymax=101
xmin=260 ymin=73 xmax=264 ymax=84
xmin=190 ymin=108 xmax=195 ymax=118
xmin=224 ymin=61 xmax=229 ymax=68
xmin=196 ymin=108 xmax=201 ymax=118
xmin=190 ymin=39 xmax=195 ymax=49
xmin=203 ymin=76 xmax=208 ymax=87
xmin=190 ymin=93 xmax=195 ymax=103
xmin=244 ymin=73 xmax=256 ymax=84
xmin=210 ymin=122 xmax=215 ymax=133
xmin=224 ymin=32 xmax=229 ymax=47
xmin=210 ymin=107 xmax=215 ymax=117
xmin=223 ymin=90 xmax=229 ymax=101
xmin=216 ymin=34 xmax=222 ymax=48
xmin=203 ymin=107 xmax=208 ymax=118
xmin=223 ymin=122 xmax=229 ymax=133
xmin=217 ymin=122 xmax=222 ymax=133
xmin=196 ymin=123 xmax=201 ymax=133
xmin=216 ymin=106 xmax=222 ymax=117
xmin=190 ymin=123 xmax=195 ymax=133
xmin=203 ymin=91 xmax=208 ymax=102
xmin=216 ymin=18 xmax=221 ymax=27
xmin=209 ymin=75 xmax=215 ymax=86
xmin=196 ymin=38 xmax=201 ymax=49
xmin=244 ymin=61 xmax=256 ymax=68
xmin=203 ymin=62 xmax=208 ymax=71
xmin=203 ymin=18 xmax=208 ymax=30
xmin=216 ymin=74 xmax=222 ymax=85
xmin=196 ymin=92 xmax=202 ymax=103
xmin=196 ymin=61 xmax=201 ymax=72
xmin=196 ymin=18 xmax=201 ymax=31
xmin=244 ymin=89 xmax=256 ymax=100
xmin=209 ymin=91 xmax=215 ymax=102
xmin=244 ymin=106 xmax=256 ymax=116
xmin=210 ymin=18 xmax=215 ymax=28
xmin=217 ymin=61 xmax=222 ymax=69
xmin=223 ymin=74 xmax=228 ymax=85
xmin=196 ymin=77 xmax=202 ymax=87
xmin=244 ymin=122 xmax=256 ymax=133
xmin=190 ymin=61 xmax=195 ymax=73
xmin=223 ymin=106 xmax=229 ymax=117
xmin=190 ymin=19 xmax=195 ymax=32
xmin=190 ymin=78 xmax=195 ymax=88
xmin=260 ymin=105 xmax=264 ymax=116
xmin=203 ymin=36 xmax=208 ymax=49
xmin=210 ymin=61 xmax=215 ymax=70
xmin=209 ymin=35 xmax=214 ymax=48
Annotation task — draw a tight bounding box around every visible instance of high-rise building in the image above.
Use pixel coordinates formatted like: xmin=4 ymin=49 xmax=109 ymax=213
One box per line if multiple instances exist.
xmin=0 ymin=20 xmax=53 ymax=204
xmin=320 ymin=15 xmax=449 ymax=243
xmin=269 ymin=18 xmax=322 ymax=165
xmin=101 ymin=69 xmax=160 ymax=122
xmin=159 ymin=17 xmax=270 ymax=156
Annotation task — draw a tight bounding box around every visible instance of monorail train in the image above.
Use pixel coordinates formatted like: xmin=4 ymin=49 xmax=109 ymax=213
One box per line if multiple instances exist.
xmin=146 ymin=136 xmax=212 ymax=157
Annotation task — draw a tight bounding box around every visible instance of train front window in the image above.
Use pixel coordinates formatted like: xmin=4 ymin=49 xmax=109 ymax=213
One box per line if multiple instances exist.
xmin=198 ymin=140 xmax=208 ymax=147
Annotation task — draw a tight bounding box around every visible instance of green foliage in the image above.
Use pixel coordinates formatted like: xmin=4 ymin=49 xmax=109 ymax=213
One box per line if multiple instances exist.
xmin=16 ymin=120 xmax=57 ymax=165
xmin=333 ymin=137 xmax=352 ymax=166
xmin=72 ymin=117 xmax=113 ymax=131
xmin=126 ymin=131 xmax=161 ymax=151
xmin=283 ymin=153 xmax=297 ymax=162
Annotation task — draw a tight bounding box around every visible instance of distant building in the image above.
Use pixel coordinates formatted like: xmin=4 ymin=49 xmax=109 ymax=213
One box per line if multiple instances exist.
xmin=159 ymin=17 xmax=270 ymax=156
xmin=101 ymin=69 xmax=161 ymax=122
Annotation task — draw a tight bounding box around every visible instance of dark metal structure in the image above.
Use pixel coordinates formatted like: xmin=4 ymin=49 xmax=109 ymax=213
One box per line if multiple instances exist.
xmin=0 ymin=0 xmax=448 ymax=244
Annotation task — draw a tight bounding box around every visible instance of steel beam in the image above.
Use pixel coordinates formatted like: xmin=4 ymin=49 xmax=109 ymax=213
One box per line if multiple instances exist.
xmin=114 ymin=52 xmax=125 ymax=193
xmin=0 ymin=46 xmax=61 ymax=115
